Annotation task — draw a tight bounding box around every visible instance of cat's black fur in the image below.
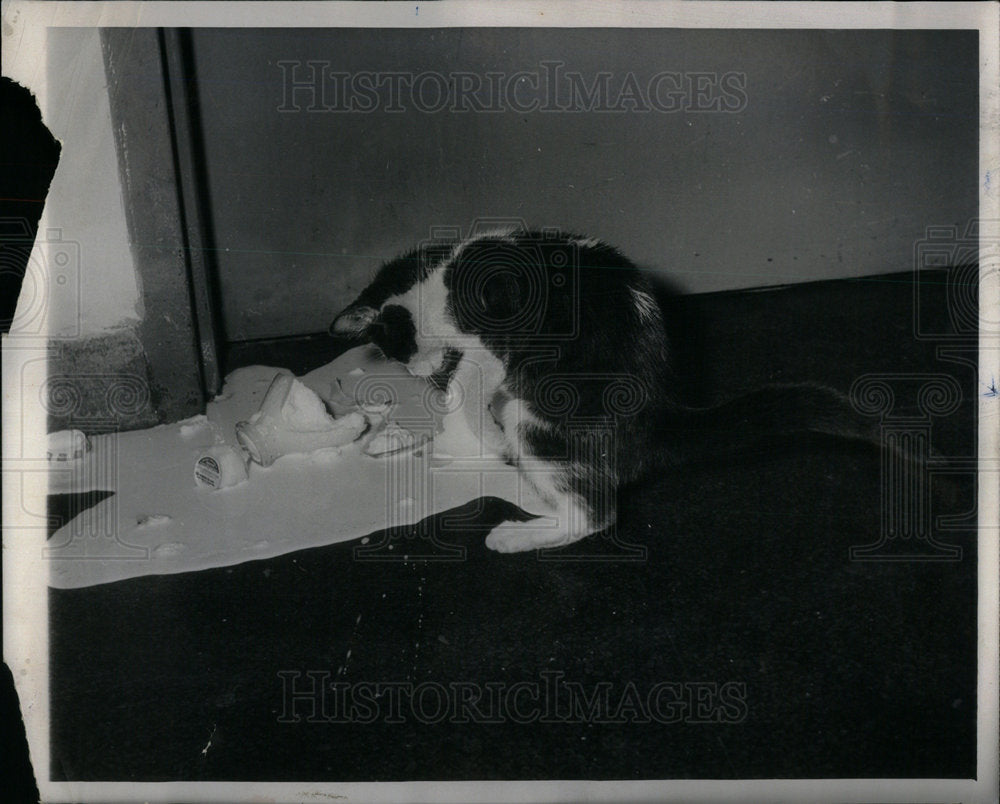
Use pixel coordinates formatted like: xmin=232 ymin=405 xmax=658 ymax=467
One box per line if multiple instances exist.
xmin=331 ymin=228 xmax=881 ymax=552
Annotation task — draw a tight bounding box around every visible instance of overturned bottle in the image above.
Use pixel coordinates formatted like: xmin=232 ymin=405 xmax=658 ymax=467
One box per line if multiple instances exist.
xmin=235 ymin=372 xmax=370 ymax=467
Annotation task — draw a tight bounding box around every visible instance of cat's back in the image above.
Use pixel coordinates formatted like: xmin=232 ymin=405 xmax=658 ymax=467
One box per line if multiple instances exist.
xmin=443 ymin=229 xmax=673 ymax=411
xmin=444 ymin=230 xmax=664 ymax=346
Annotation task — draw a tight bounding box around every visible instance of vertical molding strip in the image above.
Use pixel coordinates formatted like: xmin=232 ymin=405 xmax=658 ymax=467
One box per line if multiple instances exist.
xmin=101 ymin=28 xmax=206 ymax=422
xmin=159 ymin=27 xmax=223 ymax=396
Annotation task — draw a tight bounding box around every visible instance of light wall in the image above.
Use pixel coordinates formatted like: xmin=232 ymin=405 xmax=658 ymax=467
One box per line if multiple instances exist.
xmin=5 ymin=26 xmax=139 ymax=338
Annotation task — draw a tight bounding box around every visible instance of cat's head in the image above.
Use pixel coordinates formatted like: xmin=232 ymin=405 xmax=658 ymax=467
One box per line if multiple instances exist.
xmin=331 ymin=229 xmax=589 ymax=373
xmin=329 ymin=242 xmax=451 ymax=373
xmin=331 ymin=301 xmax=419 ymax=364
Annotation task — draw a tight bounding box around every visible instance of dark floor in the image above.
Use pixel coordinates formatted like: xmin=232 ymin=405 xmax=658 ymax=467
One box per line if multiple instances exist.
xmin=48 ymin=268 xmax=978 ymax=781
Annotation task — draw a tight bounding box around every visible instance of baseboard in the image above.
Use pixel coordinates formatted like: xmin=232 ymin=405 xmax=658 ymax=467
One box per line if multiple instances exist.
xmin=45 ymin=327 xmax=162 ymax=434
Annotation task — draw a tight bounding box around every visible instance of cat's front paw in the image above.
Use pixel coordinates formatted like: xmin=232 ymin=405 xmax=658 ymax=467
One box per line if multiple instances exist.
xmin=485 ymin=519 xmax=573 ymax=553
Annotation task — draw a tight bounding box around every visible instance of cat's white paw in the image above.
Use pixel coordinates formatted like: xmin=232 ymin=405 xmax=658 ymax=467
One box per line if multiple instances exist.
xmin=485 ymin=520 xmax=576 ymax=553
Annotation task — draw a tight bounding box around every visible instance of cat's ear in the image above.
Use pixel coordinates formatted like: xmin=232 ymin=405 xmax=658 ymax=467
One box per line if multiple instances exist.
xmin=329 ymin=305 xmax=378 ymax=337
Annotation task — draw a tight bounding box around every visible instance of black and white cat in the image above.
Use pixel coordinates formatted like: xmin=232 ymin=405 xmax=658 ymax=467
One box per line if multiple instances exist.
xmin=331 ymin=228 xmax=877 ymax=553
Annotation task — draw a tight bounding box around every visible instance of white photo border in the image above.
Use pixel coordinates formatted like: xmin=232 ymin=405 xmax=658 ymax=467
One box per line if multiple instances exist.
xmin=2 ymin=2 xmax=997 ymax=803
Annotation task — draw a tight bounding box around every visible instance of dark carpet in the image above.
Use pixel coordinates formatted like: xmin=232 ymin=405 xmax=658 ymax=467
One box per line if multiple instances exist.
xmin=48 ymin=268 xmax=978 ymax=781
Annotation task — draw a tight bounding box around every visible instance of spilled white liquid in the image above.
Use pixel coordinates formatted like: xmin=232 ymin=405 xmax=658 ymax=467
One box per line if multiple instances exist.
xmin=47 ymin=346 xmax=546 ymax=589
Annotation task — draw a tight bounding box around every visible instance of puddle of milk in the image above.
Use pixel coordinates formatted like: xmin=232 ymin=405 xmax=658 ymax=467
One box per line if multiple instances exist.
xmin=47 ymin=346 xmax=545 ymax=589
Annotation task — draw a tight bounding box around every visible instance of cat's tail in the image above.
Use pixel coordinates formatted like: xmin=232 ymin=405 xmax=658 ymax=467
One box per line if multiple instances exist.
xmin=662 ymin=382 xmax=884 ymax=465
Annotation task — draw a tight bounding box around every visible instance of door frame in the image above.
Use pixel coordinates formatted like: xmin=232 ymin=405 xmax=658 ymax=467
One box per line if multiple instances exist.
xmin=101 ymin=27 xmax=223 ymax=420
